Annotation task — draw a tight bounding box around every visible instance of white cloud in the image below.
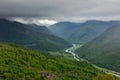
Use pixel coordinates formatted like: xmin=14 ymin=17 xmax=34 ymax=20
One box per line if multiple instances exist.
xmin=37 ymin=19 xmax=58 ymax=26
xmin=10 ymin=18 xmax=58 ymax=26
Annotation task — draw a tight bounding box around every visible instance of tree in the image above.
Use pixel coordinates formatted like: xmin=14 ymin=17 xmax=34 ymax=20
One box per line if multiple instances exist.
xmin=104 ymin=74 xmax=115 ymax=80
xmin=93 ymin=74 xmax=104 ymax=80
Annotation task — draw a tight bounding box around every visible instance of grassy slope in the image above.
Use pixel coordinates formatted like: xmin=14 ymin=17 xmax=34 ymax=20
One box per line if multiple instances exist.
xmin=0 ymin=43 xmax=102 ymax=80
xmin=76 ymin=25 xmax=120 ymax=72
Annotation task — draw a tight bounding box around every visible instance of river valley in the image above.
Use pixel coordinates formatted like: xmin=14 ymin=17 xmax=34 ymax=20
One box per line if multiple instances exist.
xmin=65 ymin=44 xmax=120 ymax=77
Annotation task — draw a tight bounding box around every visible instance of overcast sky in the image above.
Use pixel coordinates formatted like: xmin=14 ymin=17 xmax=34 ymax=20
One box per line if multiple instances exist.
xmin=0 ymin=0 xmax=120 ymax=25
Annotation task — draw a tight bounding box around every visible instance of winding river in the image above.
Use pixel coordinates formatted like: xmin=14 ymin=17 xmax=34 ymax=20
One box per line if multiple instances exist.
xmin=65 ymin=44 xmax=120 ymax=77
xmin=65 ymin=44 xmax=80 ymax=61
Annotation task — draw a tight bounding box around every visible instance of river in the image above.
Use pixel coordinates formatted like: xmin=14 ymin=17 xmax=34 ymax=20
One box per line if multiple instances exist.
xmin=65 ymin=44 xmax=120 ymax=77
xmin=65 ymin=44 xmax=80 ymax=61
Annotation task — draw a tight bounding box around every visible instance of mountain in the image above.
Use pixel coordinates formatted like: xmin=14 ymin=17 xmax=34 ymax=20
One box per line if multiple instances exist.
xmin=49 ymin=20 xmax=120 ymax=44
xmin=68 ymin=20 xmax=120 ymax=44
xmin=0 ymin=18 xmax=70 ymax=52
xmin=48 ymin=21 xmax=80 ymax=39
xmin=0 ymin=43 xmax=102 ymax=80
xmin=76 ymin=24 xmax=120 ymax=72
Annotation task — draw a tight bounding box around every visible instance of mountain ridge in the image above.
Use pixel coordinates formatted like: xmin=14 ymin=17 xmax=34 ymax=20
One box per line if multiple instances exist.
xmin=0 ymin=18 xmax=70 ymax=52
xmin=49 ymin=20 xmax=120 ymax=44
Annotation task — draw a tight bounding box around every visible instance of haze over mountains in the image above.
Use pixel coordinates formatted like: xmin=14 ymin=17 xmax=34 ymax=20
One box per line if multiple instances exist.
xmin=0 ymin=18 xmax=70 ymax=52
xmin=49 ymin=20 xmax=120 ymax=44
xmin=76 ymin=24 xmax=120 ymax=72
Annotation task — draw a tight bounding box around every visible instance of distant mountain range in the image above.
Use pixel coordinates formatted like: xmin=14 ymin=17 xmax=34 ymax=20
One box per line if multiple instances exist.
xmin=0 ymin=18 xmax=70 ymax=52
xmin=49 ymin=22 xmax=80 ymax=39
xmin=76 ymin=24 xmax=120 ymax=72
xmin=49 ymin=20 xmax=120 ymax=44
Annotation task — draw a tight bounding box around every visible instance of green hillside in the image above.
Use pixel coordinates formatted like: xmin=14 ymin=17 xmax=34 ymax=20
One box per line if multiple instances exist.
xmin=0 ymin=19 xmax=70 ymax=52
xmin=0 ymin=43 xmax=102 ymax=80
xmin=76 ymin=25 xmax=120 ymax=72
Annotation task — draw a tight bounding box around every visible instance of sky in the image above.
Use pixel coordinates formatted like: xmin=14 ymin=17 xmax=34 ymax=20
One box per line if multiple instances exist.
xmin=0 ymin=0 xmax=120 ymax=25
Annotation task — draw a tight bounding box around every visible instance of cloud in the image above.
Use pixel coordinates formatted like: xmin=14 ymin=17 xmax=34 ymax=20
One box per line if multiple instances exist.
xmin=0 ymin=0 xmax=120 ymax=22
xmin=10 ymin=18 xmax=58 ymax=26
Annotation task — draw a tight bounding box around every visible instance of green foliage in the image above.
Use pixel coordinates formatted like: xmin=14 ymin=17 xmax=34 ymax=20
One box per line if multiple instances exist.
xmin=93 ymin=74 xmax=104 ymax=80
xmin=94 ymin=74 xmax=120 ymax=80
xmin=0 ymin=43 xmax=102 ymax=80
